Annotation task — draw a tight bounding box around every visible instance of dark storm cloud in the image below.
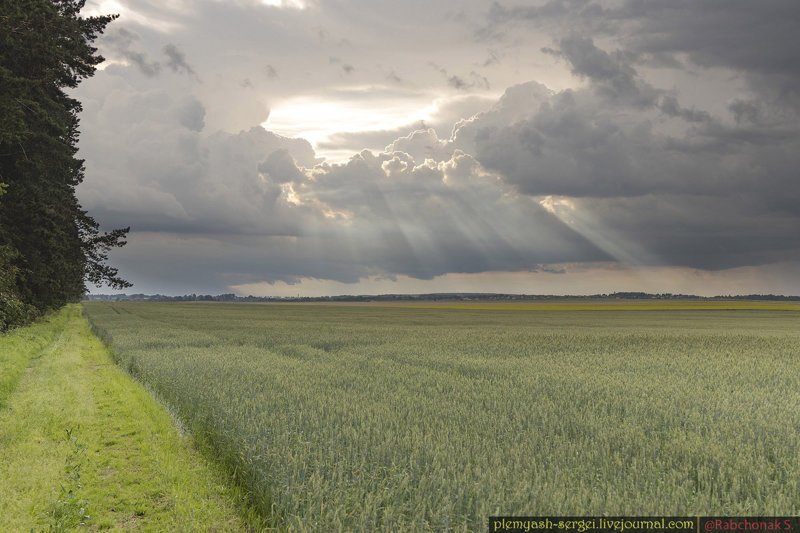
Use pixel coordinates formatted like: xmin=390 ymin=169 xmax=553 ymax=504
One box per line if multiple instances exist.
xmin=656 ymin=95 xmax=710 ymax=124
xmin=77 ymin=61 xmax=607 ymax=284
xmin=728 ymin=99 xmax=761 ymax=125
xmin=88 ymin=146 xmax=608 ymax=287
xmin=545 ymin=36 xmax=660 ymax=106
xmin=489 ymin=0 xmax=800 ymax=103
xmin=289 ymin=149 xmax=608 ymax=280
xmin=567 ymin=195 xmax=800 ymax=270
xmin=76 ymin=0 xmax=800 ymax=293
xmin=543 ymin=36 xmax=712 ymax=122
xmin=610 ymin=1 xmax=800 ymax=95
xmin=445 ymin=47 xmax=800 ymax=269
xmin=459 ymin=89 xmax=694 ymax=198
xmin=484 ymin=0 xmax=610 ymax=40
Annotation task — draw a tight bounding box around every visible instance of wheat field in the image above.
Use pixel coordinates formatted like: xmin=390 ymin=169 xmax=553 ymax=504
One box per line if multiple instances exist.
xmin=84 ymin=301 xmax=800 ymax=530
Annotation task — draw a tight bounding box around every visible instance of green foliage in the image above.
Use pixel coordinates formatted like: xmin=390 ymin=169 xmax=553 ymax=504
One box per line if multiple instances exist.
xmin=0 ymin=305 xmax=61 ymax=406
xmin=0 ymin=244 xmax=38 ymax=331
xmin=85 ymin=302 xmax=800 ymax=529
xmin=0 ymin=0 xmax=129 ymax=324
xmin=47 ymin=428 xmax=91 ymax=532
xmin=0 ymin=185 xmax=32 ymax=330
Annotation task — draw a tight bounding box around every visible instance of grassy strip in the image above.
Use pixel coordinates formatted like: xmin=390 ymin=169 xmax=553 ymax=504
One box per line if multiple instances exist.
xmin=0 ymin=310 xmax=64 ymax=407
xmin=0 ymin=305 xmax=261 ymax=531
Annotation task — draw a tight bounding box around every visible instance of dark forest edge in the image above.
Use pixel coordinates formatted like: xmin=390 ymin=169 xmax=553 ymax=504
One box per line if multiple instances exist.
xmin=1 ymin=0 xmax=129 ymax=331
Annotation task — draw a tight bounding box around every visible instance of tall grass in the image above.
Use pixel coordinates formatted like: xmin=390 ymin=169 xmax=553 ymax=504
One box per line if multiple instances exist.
xmin=84 ymin=302 xmax=800 ymax=530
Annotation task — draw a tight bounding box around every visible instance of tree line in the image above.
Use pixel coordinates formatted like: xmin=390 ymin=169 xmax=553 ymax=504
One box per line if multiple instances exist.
xmin=1 ymin=0 xmax=128 ymax=330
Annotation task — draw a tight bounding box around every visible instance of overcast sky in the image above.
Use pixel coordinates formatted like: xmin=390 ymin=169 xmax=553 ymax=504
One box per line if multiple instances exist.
xmin=76 ymin=0 xmax=800 ymax=296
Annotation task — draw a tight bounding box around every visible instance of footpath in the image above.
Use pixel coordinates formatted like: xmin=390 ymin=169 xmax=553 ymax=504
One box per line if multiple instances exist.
xmin=0 ymin=305 xmax=254 ymax=531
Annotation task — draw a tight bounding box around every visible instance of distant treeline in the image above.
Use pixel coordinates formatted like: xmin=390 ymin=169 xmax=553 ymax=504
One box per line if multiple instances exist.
xmin=85 ymin=292 xmax=800 ymax=303
xmin=1 ymin=1 xmax=128 ymax=331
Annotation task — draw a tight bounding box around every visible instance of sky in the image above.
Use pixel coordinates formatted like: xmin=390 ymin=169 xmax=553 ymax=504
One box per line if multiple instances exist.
xmin=76 ymin=0 xmax=800 ymax=296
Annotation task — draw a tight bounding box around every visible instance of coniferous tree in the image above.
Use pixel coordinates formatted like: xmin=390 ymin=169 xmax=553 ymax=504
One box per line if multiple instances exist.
xmin=0 ymin=0 xmax=129 ymax=325
xmin=0 ymin=185 xmax=37 ymax=330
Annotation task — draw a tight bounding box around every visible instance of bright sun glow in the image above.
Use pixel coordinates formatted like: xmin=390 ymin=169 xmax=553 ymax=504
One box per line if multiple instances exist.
xmin=82 ymin=0 xmax=181 ymax=32
xmin=260 ymin=0 xmax=307 ymax=9
xmin=262 ymin=93 xmax=437 ymax=161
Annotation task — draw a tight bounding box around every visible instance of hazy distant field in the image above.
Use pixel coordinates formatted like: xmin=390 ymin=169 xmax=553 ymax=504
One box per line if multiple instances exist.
xmin=84 ymin=301 xmax=800 ymax=530
xmin=326 ymin=299 xmax=800 ymax=311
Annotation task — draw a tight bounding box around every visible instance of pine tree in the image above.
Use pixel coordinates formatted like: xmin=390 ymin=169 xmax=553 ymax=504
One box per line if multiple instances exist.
xmin=0 ymin=0 xmax=129 ymax=323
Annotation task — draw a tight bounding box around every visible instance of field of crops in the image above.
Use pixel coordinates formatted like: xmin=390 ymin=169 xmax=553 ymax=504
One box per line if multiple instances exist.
xmin=84 ymin=301 xmax=800 ymax=530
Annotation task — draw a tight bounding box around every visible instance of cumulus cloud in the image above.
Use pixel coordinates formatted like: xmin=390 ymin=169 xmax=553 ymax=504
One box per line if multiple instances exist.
xmin=75 ymin=0 xmax=800 ymax=294
xmin=77 ymin=68 xmax=318 ymax=237
xmin=318 ymin=94 xmax=495 ymax=154
xmin=489 ymin=0 xmax=800 ymax=106
xmin=441 ymin=48 xmax=800 ymax=270
xmin=543 ymin=36 xmax=658 ymax=107
xmin=77 ymin=68 xmax=606 ymax=287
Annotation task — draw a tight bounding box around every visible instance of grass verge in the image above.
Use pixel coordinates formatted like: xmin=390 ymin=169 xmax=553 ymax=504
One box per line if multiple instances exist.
xmin=0 ymin=309 xmax=63 ymax=408
xmin=0 ymin=304 xmax=262 ymax=531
